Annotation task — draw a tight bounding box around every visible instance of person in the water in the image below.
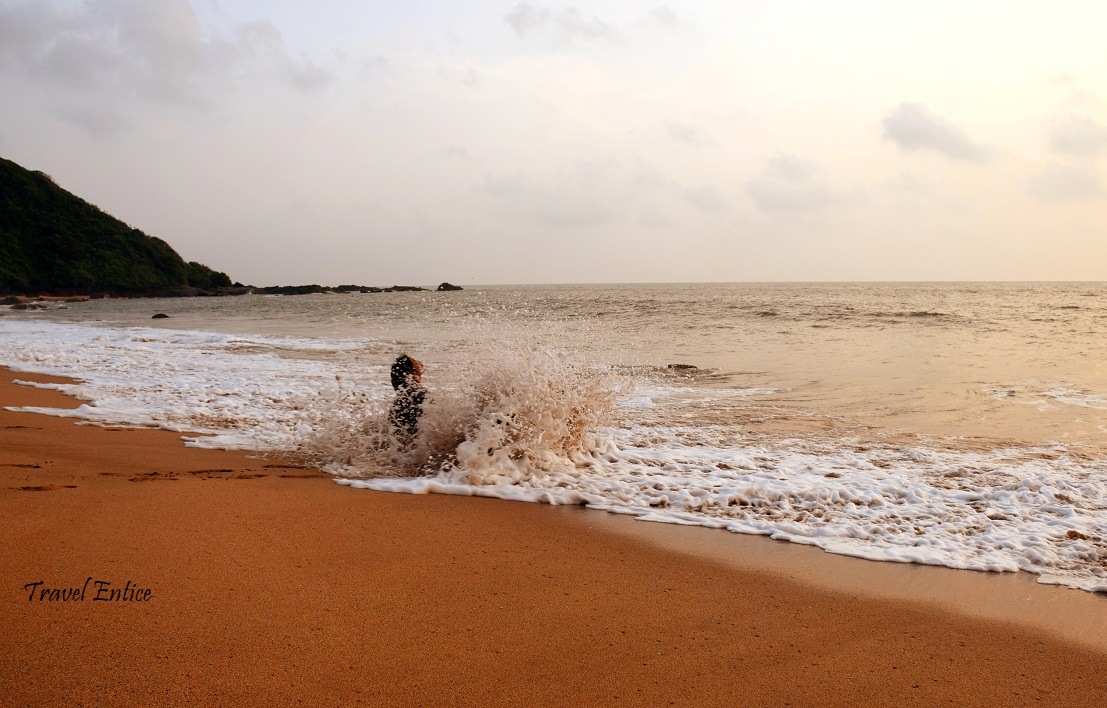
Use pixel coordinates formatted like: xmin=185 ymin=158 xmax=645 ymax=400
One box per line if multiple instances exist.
xmin=388 ymin=354 xmax=426 ymax=440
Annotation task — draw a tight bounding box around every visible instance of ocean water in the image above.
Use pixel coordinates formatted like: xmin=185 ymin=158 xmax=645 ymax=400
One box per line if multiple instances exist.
xmin=2 ymin=283 xmax=1106 ymax=592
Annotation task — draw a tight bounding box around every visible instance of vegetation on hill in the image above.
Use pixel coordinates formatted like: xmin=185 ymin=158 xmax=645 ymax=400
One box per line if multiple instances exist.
xmin=0 ymin=156 xmax=231 ymax=295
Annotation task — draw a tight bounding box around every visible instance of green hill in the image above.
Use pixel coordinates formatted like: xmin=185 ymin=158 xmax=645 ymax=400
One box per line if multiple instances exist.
xmin=0 ymin=156 xmax=231 ymax=295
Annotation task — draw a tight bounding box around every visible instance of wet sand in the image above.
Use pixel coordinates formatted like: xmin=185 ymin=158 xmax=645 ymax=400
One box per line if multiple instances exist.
xmin=2 ymin=367 xmax=1105 ymax=705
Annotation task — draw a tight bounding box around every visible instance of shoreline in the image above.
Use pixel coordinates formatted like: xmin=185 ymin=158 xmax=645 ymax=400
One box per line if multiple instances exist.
xmin=586 ymin=510 xmax=1107 ymax=653
xmin=2 ymin=367 xmax=1106 ymax=704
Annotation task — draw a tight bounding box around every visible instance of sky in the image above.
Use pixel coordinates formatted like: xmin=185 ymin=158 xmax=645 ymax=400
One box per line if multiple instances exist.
xmin=1 ymin=0 xmax=1106 ymax=285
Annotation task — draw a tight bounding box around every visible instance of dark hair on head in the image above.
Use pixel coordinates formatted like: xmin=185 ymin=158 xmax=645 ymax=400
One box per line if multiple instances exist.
xmin=391 ymin=355 xmax=416 ymax=389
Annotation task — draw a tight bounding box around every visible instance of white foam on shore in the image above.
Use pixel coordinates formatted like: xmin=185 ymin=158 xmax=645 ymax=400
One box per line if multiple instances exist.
xmin=991 ymin=383 xmax=1107 ymax=412
xmin=0 ymin=320 xmax=381 ymax=449
xmin=338 ymin=432 xmax=1107 ymax=593
xmin=2 ymin=319 xmax=1105 ymax=593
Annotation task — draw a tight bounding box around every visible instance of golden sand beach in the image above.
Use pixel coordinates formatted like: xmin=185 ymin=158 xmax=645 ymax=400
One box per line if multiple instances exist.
xmin=2 ymin=368 xmax=1105 ymax=706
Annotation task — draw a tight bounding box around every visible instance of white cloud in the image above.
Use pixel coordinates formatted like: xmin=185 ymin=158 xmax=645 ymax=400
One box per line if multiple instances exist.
xmin=650 ymin=6 xmax=681 ymax=30
xmin=683 ymin=185 xmax=729 ymax=213
xmin=431 ymin=146 xmax=479 ymax=165
xmin=484 ymin=161 xmax=618 ymax=228
xmin=482 ymin=159 xmax=673 ymax=230
xmin=665 ymin=121 xmax=712 ymax=147
xmin=56 ymin=100 xmax=129 ymax=137
xmin=745 ymin=155 xmax=843 ymax=213
xmin=0 ymin=0 xmax=332 ymax=133
xmin=1026 ymin=164 xmax=1104 ymax=203
xmin=1049 ymin=116 xmax=1107 ymax=157
xmin=884 ymin=172 xmax=967 ymax=211
xmin=503 ymin=4 xmax=615 ymax=42
xmin=882 ymin=102 xmax=989 ymax=162
xmin=504 ymin=3 xmax=551 ymax=36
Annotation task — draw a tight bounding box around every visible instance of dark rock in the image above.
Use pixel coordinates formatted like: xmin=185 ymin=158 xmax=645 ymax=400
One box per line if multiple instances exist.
xmin=253 ymin=284 xmax=331 ymax=296
xmin=0 ymin=296 xmax=21 ymax=305
xmin=335 ymin=284 xmax=383 ymax=293
xmin=437 ymin=282 xmax=463 ymax=291
xmin=152 ymin=313 xmax=169 ymax=319
xmin=217 ymin=283 xmax=441 ymax=296
xmin=666 ymin=363 xmax=698 ymax=370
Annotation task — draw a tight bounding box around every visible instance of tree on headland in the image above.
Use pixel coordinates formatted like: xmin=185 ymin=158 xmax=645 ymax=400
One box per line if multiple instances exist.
xmin=0 ymin=156 xmax=232 ymax=296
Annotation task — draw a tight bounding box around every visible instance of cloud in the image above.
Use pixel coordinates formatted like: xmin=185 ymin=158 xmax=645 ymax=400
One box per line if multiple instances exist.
xmin=665 ymin=121 xmax=712 ymax=147
xmin=431 ymin=146 xmax=479 ymax=165
xmin=504 ymin=4 xmax=683 ymax=45
xmin=553 ymin=10 xmax=615 ymax=41
xmin=884 ymin=171 xmax=967 ymax=211
xmin=56 ymin=100 xmax=130 ymax=137
xmin=1049 ymin=73 xmax=1097 ymax=109
xmin=332 ymin=48 xmax=388 ymax=80
xmin=745 ymin=155 xmax=843 ymax=213
xmin=504 ymin=3 xmax=551 ymax=36
xmin=1026 ymin=164 xmax=1104 ymax=203
xmin=1049 ymin=116 xmax=1107 ymax=157
xmin=0 ymin=0 xmax=332 ymax=133
xmin=281 ymin=59 xmax=332 ymax=91
xmin=683 ymin=185 xmax=729 ymax=213
xmin=483 ymin=159 xmax=667 ymax=229
xmin=484 ymin=162 xmax=616 ymax=228
xmin=650 ymin=6 xmax=681 ymax=30
xmin=882 ymin=103 xmax=989 ymax=162
xmin=503 ymin=4 xmax=616 ymax=42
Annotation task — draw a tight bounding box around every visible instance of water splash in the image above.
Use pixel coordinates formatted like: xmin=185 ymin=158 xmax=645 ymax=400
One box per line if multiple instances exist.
xmin=295 ymin=343 xmax=625 ymax=482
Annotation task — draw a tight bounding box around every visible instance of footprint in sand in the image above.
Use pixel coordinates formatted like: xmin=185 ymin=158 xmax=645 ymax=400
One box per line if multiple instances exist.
xmin=125 ymin=469 xmax=272 ymax=481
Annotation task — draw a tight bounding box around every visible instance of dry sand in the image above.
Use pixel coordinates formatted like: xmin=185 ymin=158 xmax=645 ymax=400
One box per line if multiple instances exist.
xmin=2 ymin=367 xmax=1105 ymax=706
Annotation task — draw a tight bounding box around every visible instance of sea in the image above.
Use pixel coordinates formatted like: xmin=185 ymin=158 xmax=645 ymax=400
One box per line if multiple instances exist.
xmin=2 ymin=282 xmax=1106 ymax=592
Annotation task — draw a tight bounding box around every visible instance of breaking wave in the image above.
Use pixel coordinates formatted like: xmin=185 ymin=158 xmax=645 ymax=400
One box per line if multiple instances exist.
xmin=295 ymin=343 xmax=624 ymax=484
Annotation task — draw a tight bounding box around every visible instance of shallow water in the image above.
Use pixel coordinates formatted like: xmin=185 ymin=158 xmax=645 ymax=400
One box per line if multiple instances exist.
xmin=3 ymin=282 xmax=1106 ymax=591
